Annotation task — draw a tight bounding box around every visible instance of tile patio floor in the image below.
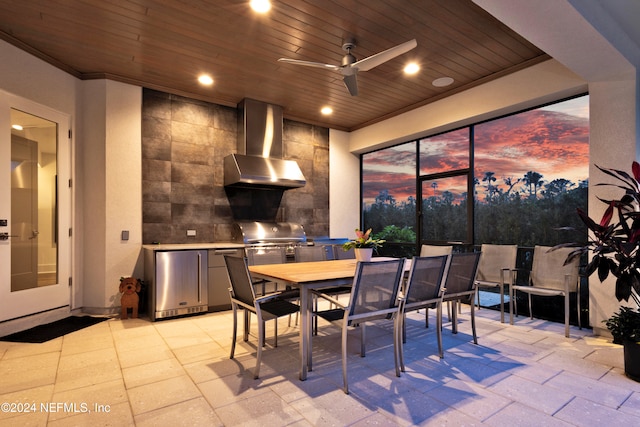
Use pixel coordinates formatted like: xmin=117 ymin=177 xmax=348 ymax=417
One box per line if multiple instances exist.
xmin=1 ymin=305 xmax=639 ymax=426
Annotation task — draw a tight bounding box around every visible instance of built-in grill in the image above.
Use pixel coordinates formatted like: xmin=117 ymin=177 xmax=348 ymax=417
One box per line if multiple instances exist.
xmin=232 ymin=221 xmax=307 ymax=258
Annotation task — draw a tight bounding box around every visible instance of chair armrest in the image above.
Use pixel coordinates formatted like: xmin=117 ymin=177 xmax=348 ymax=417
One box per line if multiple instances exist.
xmin=255 ymin=290 xmax=298 ymax=304
xmin=311 ymin=290 xmax=347 ymax=309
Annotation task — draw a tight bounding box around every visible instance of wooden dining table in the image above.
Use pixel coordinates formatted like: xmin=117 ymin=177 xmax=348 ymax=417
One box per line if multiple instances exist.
xmin=248 ymin=257 xmax=404 ymax=381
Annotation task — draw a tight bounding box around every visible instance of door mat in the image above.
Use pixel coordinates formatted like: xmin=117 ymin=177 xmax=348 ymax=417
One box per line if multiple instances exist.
xmin=0 ymin=316 xmax=109 ymax=343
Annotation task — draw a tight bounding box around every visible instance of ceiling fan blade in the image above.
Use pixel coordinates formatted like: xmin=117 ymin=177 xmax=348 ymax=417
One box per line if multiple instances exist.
xmin=343 ymin=74 xmax=358 ymax=96
xmin=352 ymin=39 xmax=417 ymax=72
xmin=277 ymin=58 xmax=340 ymax=70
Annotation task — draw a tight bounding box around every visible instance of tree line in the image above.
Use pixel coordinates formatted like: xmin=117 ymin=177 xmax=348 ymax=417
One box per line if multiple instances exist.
xmin=364 ymin=170 xmax=588 ymax=252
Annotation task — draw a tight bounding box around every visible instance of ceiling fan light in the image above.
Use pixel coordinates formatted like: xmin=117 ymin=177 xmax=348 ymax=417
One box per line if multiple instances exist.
xmin=432 ymin=77 xmax=454 ymax=87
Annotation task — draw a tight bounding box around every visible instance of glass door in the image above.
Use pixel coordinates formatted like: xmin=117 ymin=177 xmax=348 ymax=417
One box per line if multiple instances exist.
xmin=0 ymin=93 xmax=71 ymax=322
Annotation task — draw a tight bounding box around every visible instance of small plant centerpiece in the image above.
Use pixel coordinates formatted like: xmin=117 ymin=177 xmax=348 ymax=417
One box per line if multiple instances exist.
xmin=559 ymin=161 xmax=640 ymax=381
xmin=342 ymin=228 xmax=385 ymax=261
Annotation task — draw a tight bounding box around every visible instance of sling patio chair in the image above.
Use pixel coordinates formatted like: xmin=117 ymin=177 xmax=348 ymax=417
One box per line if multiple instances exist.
xmin=400 ymin=255 xmax=451 ymax=362
xmin=474 ymin=244 xmax=518 ymax=323
xmin=509 ymin=245 xmax=581 ymax=338
xmin=441 ymin=252 xmax=482 ymax=344
xmin=224 ymin=255 xmax=300 ymax=379
xmin=310 ymin=258 xmax=405 ymax=394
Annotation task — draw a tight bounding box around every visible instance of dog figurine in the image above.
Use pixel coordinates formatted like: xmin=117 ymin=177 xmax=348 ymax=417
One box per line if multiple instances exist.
xmin=119 ymin=277 xmax=141 ymax=319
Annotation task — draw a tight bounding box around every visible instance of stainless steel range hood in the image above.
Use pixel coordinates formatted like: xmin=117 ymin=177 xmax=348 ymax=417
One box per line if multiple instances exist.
xmin=224 ymin=99 xmax=306 ymax=189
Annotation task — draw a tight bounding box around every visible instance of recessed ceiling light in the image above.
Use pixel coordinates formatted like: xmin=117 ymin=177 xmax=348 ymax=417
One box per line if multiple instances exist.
xmin=12 ymin=124 xmax=23 ymax=131
xmin=321 ymin=106 xmax=333 ymax=115
xmin=432 ymin=77 xmax=454 ymax=87
xmin=198 ymin=74 xmax=214 ymax=86
xmin=250 ymin=0 xmax=271 ymax=13
xmin=404 ymin=62 xmax=420 ymax=75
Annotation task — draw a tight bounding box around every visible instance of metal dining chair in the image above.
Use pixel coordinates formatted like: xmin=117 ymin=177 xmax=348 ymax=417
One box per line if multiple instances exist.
xmin=294 ymin=245 xmax=328 ymax=262
xmin=245 ymin=246 xmax=287 ymax=295
xmin=310 ymin=259 xmax=405 ymax=394
xmin=441 ymin=252 xmax=482 ymax=344
xmin=510 ymin=245 xmax=581 ymax=338
xmin=400 ymin=255 xmax=451 ymax=362
xmin=419 ymin=245 xmax=458 ymax=319
xmin=224 ymin=255 xmax=300 ymax=379
xmin=474 ymin=244 xmax=518 ymax=323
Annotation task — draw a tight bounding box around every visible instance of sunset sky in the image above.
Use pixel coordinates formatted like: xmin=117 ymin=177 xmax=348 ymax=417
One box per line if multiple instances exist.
xmin=363 ymin=95 xmax=590 ymax=206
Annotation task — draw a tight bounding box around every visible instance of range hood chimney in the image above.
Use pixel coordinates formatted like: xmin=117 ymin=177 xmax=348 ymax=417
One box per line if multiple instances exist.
xmin=224 ymin=99 xmax=306 ymax=189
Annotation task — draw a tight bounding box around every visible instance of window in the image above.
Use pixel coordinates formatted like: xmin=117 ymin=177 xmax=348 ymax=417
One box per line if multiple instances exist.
xmin=361 ymin=94 xmax=589 ymax=254
xmin=474 ymin=96 xmax=589 ymax=246
xmin=362 ymin=142 xmax=417 ymax=256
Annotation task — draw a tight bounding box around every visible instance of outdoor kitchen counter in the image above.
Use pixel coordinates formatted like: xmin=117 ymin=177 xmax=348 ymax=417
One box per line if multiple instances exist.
xmin=143 ymin=242 xmax=247 ymax=316
xmin=142 ymin=243 xmax=246 ymax=251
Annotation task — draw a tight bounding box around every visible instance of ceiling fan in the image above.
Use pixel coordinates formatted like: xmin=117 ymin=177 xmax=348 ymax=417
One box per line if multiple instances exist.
xmin=278 ymin=39 xmax=417 ymax=96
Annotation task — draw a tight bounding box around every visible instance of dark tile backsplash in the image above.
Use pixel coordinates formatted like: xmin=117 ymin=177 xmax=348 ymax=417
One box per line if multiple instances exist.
xmin=142 ymin=89 xmax=330 ymax=244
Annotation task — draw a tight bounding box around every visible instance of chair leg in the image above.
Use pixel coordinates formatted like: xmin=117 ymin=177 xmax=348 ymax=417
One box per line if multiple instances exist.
xmin=393 ymin=315 xmax=401 ymax=377
xmin=230 ymin=305 xmax=238 ymax=359
xmin=470 ymin=299 xmax=478 ymax=345
xmin=564 ymin=293 xmax=570 ymax=338
xmin=577 ymin=284 xmax=582 ymax=330
xmin=342 ymin=322 xmax=349 ymax=394
xmin=436 ymin=302 xmax=443 ymax=358
xmin=399 ymin=315 xmax=406 ymax=371
xmin=425 ymin=307 xmax=430 ymax=328
xmin=451 ymin=300 xmax=458 ymax=334
xmin=274 ymin=318 xmax=278 ymax=347
xmin=360 ymin=323 xmax=367 ymax=357
xmin=528 ymin=293 xmax=533 ymax=320
xmin=509 ymin=288 xmax=515 ymax=325
xmin=499 ymin=284 xmax=505 ymax=323
xmin=309 ymin=318 xmax=313 ymax=372
xmin=255 ymin=317 xmax=264 ymax=379
xmin=243 ymin=309 xmax=250 ymax=341
xmin=402 ymin=313 xmax=407 ymax=344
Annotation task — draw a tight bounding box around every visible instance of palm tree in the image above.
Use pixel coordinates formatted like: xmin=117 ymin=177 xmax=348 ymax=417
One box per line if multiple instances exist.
xmin=523 ymin=171 xmax=543 ymax=198
xmin=482 ymin=171 xmax=497 ymax=201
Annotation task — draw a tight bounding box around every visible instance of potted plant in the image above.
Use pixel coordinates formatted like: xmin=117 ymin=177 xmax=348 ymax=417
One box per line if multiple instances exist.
xmin=559 ymin=161 xmax=640 ymax=381
xmin=342 ymin=228 xmax=385 ymax=261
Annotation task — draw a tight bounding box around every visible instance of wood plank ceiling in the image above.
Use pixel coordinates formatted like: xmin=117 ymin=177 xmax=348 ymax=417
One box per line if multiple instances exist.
xmin=0 ymin=0 xmax=547 ymax=131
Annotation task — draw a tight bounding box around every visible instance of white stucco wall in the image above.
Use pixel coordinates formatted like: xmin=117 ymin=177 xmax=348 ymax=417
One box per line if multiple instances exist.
xmin=588 ymin=78 xmax=639 ymax=334
xmin=80 ymin=80 xmax=142 ymax=312
xmin=104 ymin=81 xmax=143 ymax=299
xmin=329 ymin=129 xmax=360 ymax=238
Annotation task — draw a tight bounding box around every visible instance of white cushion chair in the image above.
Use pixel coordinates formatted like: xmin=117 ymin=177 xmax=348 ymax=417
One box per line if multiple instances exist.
xmin=475 ymin=244 xmax=518 ymax=323
xmin=509 ymin=245 xmax=581 ymax=338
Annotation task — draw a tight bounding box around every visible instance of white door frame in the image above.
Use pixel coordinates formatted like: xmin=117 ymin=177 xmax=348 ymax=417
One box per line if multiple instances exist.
xmin=0 ymin=90 xmax=72 ymax=323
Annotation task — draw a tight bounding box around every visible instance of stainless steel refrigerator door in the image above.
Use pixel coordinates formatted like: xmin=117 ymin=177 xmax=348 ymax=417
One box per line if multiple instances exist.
xmin=155 ymin=250 xmax=208 ymax=318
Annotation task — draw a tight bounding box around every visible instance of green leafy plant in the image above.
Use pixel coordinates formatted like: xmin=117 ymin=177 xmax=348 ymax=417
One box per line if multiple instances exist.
xmin=605 ymin=306 xmax=640 ymax=344
xmin=342 ymin=228 xmax=385 ymax=252
xmin=557 ymin=161 xmax=640 ymax=342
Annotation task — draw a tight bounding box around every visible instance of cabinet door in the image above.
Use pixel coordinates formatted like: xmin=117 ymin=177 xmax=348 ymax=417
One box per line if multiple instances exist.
xmin=208 ymin=248 xmax=243 ymax=311
xmin=156 ymin=250 xmax=207 ymax=309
